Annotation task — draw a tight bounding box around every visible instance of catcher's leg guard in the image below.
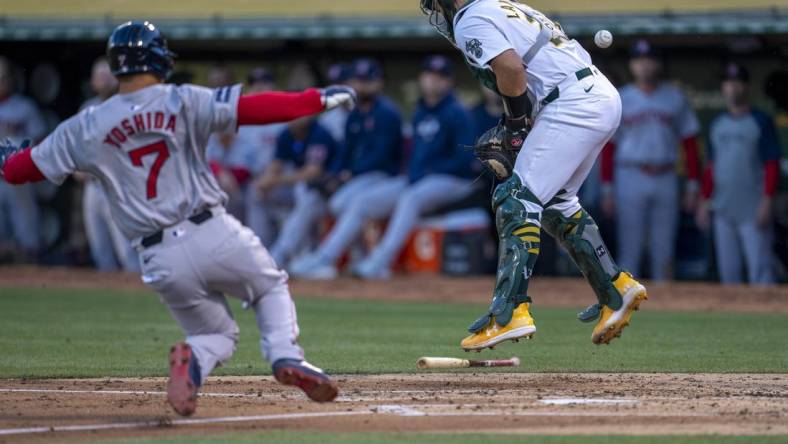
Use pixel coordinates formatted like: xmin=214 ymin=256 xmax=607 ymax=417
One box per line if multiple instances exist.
xmin=541 ymin=208 xmax=647 ymax=344
xmin=465 ymin=175 xmax=539 ymax=340
xmin=541 ymin=208 xmax=623 ymax=312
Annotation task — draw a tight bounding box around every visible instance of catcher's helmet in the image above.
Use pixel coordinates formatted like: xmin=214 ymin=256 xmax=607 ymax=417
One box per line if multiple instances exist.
xmin=107 ymin=21 xmax=176 ymax=80
xmin=420 ymin=0 xmax=467 ymax=43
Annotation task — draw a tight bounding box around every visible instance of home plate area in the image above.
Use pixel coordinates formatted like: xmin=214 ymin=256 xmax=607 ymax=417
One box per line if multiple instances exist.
xmin=1 ymin=373 xmax=786 ymax=442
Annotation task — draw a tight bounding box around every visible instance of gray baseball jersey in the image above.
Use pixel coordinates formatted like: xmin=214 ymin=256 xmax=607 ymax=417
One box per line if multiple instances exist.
xmin=31 ymin=83 xmax=242 ymax=240
xmin=615 ymin=83 xmax=700 ymax=165
xmin=708 ymin=109 xmax=782 ymax=222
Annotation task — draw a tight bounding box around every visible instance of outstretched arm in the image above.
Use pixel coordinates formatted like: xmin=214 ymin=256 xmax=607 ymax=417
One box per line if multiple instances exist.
xmin=237 ymin=86 xmax=356 ymax=126
xmin=1 ymin=141 xmax=45 ymax=185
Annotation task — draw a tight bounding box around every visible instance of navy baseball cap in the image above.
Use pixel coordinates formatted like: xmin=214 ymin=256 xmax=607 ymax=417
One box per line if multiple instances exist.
xmin=326 ymin=63 xmax=351 ymax=83
xmin=722 ymin=62 xmax=750 ymax=82
xmin=351 ymin=58 xmax=383 ymax=81
xmin=630 ymin=39 xmax=662 ymax=59
xmin=247 ymin=67 xmax=275 ymax=84
xmin=422 ymin=55 xmax=453 ymax=77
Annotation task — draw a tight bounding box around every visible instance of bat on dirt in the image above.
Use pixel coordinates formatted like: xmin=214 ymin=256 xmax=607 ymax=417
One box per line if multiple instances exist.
xmin=416 ymin=356 xmax=521 ymax=370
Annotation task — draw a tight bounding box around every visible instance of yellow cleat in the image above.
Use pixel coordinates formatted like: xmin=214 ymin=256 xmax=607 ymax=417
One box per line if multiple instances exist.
xmin=461 ymin=303 xmax=536 ymax=351
xmin=591 ymin=272 xmax=647 ymax=345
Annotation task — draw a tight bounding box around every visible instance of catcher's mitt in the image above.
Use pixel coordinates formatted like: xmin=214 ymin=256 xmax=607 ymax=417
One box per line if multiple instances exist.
xmin=473 ymin=123 xmax=524 ymax=180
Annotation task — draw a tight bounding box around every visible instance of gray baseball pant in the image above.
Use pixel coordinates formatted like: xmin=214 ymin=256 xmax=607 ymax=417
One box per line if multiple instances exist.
xmin=615 ymin=167 xmax=679 ymax=281
xmin=712 ymin=214 xmax=775 ymax=285
xmin=137 ymin=207 xmax=303 ymax=384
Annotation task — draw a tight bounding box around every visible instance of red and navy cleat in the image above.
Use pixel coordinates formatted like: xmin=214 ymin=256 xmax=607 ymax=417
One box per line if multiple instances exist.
xmin=167 ymin=342 xmax=199 ymax=416
xmin=273 ymin=359 xmax=338 ymax=402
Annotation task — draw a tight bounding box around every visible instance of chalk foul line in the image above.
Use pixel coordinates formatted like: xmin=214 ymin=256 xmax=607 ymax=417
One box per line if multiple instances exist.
xmin=0 ymin=410 xmax=373 ymax=436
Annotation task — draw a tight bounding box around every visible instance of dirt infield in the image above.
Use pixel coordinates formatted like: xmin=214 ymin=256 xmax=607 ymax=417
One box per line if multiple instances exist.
xmin=1 ymin=266 xmax=788 ymax=313
xmin=2 ymin=267 xmax=788 ymax=442
xmin=1 ymin=373 xmax=787 ymax=442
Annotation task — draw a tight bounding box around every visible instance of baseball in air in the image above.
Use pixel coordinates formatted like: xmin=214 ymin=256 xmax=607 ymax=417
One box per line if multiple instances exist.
xmin=594 ymin=30 xmax=613 ymax=49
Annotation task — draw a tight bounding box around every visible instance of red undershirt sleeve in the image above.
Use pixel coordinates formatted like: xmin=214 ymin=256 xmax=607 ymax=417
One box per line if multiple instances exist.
xmin=682 ymin=136 xmax=701 ymax=182
xmin=228 ymin=167 xmax=251 ymax=185
xmin=600 ymin=142 xmax=615 ymax=185
xmin=701 ymin=163 xmax=714 ymax=200
xmin=236 ymin=89 xmax=323 ymax=126
xmin=764 ymin=159 xmax=779 ymax=197
xmin=2 ymin=147 xmax=45 ymax=184
xmin=208 ymin=161 xmax=224 ymax=179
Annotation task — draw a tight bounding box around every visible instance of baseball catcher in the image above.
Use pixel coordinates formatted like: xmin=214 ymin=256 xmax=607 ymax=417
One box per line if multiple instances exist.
xmin=420 ymin=0 xmax=648 ymax=351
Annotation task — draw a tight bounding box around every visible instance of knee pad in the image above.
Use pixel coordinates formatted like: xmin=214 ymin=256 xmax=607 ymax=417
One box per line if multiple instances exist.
xmin=541 ymin=208 xmax=622 ymax=309
xmin=469 ymin=175 xmax=541 ymax=333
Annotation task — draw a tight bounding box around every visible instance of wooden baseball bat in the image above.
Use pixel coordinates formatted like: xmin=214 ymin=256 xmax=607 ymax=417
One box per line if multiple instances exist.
xmin=416 ymin=356 xmax=521 ymax=370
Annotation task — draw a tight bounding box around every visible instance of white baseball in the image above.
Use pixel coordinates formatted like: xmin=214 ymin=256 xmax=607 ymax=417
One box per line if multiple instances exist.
xmin=594 ymin=30 xmax=613 ymax=49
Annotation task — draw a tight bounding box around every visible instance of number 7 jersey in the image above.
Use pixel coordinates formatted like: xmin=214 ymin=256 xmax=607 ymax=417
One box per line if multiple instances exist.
xmin=31 ymin=83 xmax=242 ymax=241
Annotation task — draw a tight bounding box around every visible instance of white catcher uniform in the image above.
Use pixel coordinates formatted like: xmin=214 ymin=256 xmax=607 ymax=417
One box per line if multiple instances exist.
xmin=454 ymin=0 xmax=622 ymax=217
xmin=30 ymin=83 xmax=304 ymax=383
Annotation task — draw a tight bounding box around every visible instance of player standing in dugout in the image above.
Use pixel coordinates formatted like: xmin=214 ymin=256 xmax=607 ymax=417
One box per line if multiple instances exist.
xmin=0 ymin=21 xmax=356 ymax=415
xmin=419 ymin=0 xmax=649 ymax=350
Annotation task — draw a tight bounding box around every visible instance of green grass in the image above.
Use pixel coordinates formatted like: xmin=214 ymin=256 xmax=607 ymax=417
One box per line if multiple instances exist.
xmin=86 ymin=431 xmax=788 ymax=444
xmin=1 ymin=287 xmax=787 ymax=378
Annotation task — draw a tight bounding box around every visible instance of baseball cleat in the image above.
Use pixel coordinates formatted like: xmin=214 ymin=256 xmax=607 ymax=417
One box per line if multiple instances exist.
xmin=167 ymin=342 xmax=199 ymax=416
xmin=591 ymin=272 xmax=648 ymax=345
xmin=273 ymin=359 xmax=338 ymax=402
xmin=460 ymin=303 xmax=536 ymax=351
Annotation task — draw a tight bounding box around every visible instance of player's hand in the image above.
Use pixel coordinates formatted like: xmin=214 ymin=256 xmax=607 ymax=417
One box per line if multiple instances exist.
xmin=308 ymin=173 xmax=344 ymax=198
xmin=320 ymin=85 xmax=357 ymax=111
xmin=695 ymin=200 xmax=711 ymax=232
xmin=216 ymin=169 xmax=239 ymax=194
xmin=0 ymin=139 xmax=30 ymax=180
xmin=757 ymin=197 xmax=774 ymax=228
xmin=218 ymin=132 xmax=235 ymax=150
xmin=682 ymin=187 xmax=699 ymax=213
xmin=255 ymin=174 xmax=278 ymax=196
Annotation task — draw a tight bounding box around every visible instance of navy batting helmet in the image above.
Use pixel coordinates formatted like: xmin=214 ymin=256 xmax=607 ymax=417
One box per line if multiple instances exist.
xmin=107 ymin=21 xmax=176 ymax=80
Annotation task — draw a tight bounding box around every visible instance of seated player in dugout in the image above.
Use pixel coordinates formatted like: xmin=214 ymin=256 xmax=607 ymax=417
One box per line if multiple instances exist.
xmin=351 ymin=55 xmax=480 ymax=280
xmin=291 ymin=56 xmax=476 ymax=280
xmin=420 ymin=0 xmax=648 ymax=351
xmin=257 ymin=116 xmax=338 ymax=266
xmin=0 ymin=21 xmax=356 ymax=415
xmin=289 ymin=58 xmax=404 ymax=278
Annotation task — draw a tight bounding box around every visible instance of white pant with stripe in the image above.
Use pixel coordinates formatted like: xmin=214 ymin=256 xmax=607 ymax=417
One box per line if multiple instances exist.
xmin=515 ymin=68 xmax=622 ymax=220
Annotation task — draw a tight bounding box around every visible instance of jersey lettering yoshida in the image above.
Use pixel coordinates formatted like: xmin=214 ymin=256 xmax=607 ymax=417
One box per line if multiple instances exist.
xmin=31 ymin=83 xmax=243 ymax=240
